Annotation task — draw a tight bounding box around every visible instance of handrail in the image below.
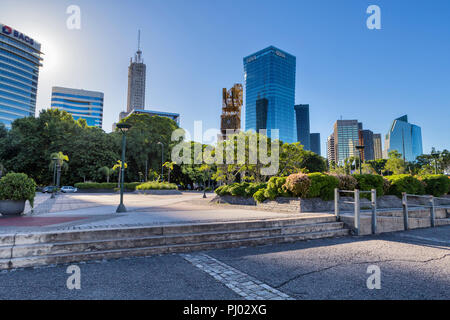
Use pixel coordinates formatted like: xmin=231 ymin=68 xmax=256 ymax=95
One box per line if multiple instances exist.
xmin=334 ymin=188 xmax=377 ymax=235
xmin=402 ymin=192 xmax=445 ymax=229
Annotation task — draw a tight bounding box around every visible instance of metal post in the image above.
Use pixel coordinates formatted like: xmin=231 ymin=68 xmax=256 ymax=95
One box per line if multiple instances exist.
xmin=402 ymin=192 xmax=409 ymax=230
xmin=334 ymin=188 xmax=340 ymax=219
xmin=117 ymin=132 xmax=127 ymax=213
xmin=354 ymin=189 xmax=360 ymax=235
xmin=429 ymin=196 xmax=435 ymax=228
xmin=371 ymin=189 xmax=377 ymax=234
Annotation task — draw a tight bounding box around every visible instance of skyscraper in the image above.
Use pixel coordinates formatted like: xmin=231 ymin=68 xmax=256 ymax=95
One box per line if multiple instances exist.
xmin=384 ymin=115 xmax=423 ymax=162
xmin=244 ymin=46 xmax=296 ymax=143
xmin=126 ymin=31 xmax=146 ymax=113
xmin=255 ymin=98 xmax=268 ymax=132
xmin=294 ymin=104 xmax=310 ymax=150
xmin=373 ymin=134 xmax=383 ymax=160
xmin=0 ymin=24 xmax=43 ymax=129
xmin=310 ymin=133 xmax=321 ymax=156
xmin=358 ymin=129 xmax=375 ymax=161
xmin=333 ymin=120 xmax=360 ymax=165
xmin=327 ymin=134 xmax=336 ymax=166
xmin=51 ymin=87 xmax=104 ymax=128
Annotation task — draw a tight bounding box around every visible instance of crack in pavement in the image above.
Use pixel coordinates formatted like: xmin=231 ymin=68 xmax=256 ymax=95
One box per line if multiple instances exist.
xmin=273 ymin=254 xmax=450 ymax=289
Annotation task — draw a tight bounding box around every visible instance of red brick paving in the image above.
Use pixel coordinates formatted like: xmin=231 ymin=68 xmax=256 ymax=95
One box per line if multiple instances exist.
xmin=0 ymin=217 xmax=87 ymax=227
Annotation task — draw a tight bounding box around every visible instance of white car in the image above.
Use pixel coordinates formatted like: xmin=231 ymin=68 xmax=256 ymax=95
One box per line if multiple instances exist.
xmin=61 ymin=186 xmax=78 ymax=193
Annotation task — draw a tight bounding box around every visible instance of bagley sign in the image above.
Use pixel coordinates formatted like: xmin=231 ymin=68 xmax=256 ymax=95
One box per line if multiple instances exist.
xmin=1 ymin=24 xmax=41 ymax=51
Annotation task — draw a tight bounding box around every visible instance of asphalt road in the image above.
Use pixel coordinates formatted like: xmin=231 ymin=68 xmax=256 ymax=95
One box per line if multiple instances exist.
xmin=0 ymin=226 xmax=448 ymax=300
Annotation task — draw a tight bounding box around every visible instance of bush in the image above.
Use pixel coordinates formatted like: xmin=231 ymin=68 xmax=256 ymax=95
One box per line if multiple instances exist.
xmin=353 ymin=174 xmax=385 ymax=198
xmin=253 ymin=189 xmax=267 ymax=203
xmin=386 ymin=174 xmax=425 ymax=197
xmin=124 ymin=182 xmax=142 ymax=191
xmin=245 ymin=183 xmax=267 ymax=197
xmin=264 ymin=177 xmax=291 ymax=200
xmin=74 ymin=182 xmax=117 ymax=189
xmin=136 ymin=181 xmax=178 ymax=190
xmin=229 ymin=182 xmax=250 ymax=197
xmin=216 ymin=182 xmax=267 ymax=199
xmin=383 ymin=178 xmax=391 ymax=195
xmin=0 ymin=173 xmax=37 ymax=207
xmin=283 ymin=173 xmax=311 ymax=198
xmin=420 ymin=174 xmax=450 ymax=197
xmin=215 ymin=185 xmax=227 ymax=196
xmin=330 ymin=174 xmax=358 ymax=191
xmin=306 ymin=173 xmax=339 ymax=201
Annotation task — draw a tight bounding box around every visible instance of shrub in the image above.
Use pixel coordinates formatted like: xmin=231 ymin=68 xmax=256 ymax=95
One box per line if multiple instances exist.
xmin=283 ymin=173 xmax=311 ymax=198
xmin=136 ymin=181 xmax=178 ymax=190
xmin=245 ymin=183 xmax=267 ymax=197
xmin=330 ymin=174 xmax=358 ymax=191
xmin=263 ymin=177 xmax=291 ymax=200
xmin=253 ymin=189 xmax=267 ymax=203
xmin=0 ymin=173 xmax=37 ymax=207
xmin=306 ymin=173 xmax=339 ymax=201
xmin=386 ymin=174 xmax=425 ymax=197
xmin=229 ymin=182 xmax=250 ymax=197
xmin=353 ymin=174 xmax=385 ymax=198
xmin=382 ymin=178 xmax=391 ymax=195
xmin=215 ymin=185 xmax=227 ymax=196
xmin=420 ymin=174 xmax=450 ymax=197
xmin=74 ymin=182 xmax=117 ymax=189
xmin=124 ymin=182 xmax=142 ymax=191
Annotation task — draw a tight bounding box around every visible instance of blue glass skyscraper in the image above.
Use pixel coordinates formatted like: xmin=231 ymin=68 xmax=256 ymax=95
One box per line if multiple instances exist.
xmin=384 ymin=115 xmax=423 ymax=162
xmin=294 ymin=104 xmax=310 ymax=149
xmin=244 ymin=46 xmax=296 ymax=143
xmin=0 ymin=24 xmax=42 ymax=129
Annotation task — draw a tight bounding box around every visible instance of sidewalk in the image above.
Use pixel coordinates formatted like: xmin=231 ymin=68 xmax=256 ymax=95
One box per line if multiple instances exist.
xmin=0 ymin=193 xmax=318 ymax=234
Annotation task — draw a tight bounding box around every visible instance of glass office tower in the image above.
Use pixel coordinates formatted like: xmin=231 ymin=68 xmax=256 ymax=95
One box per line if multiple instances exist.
xmin=359 ymin=129 xmax=375 ymax=161
xmin=333 ymin=120 xmax=360 ymax=165
xmin=0 ymin=24 xmax=43 ymax=129
xmin=51 ymin=87 xmax=104 ymax=128
xmin=384 ymin=115 xmax=423 ymax=162
xmin=310 ymin=133 xmax=321 ymax=156
xmin=294 ymin=104 xmax=310 ymax=150
xmin=244 ymin=46 xmax=296 ymax=143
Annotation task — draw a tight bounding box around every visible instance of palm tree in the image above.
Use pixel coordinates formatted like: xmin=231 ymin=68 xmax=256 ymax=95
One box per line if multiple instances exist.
xmin=162 ymin=161 xmax=176 ymax=183
xmin=98 ymin=166 xmax=114 ymax=183
xmin=112 ymin=160 xmax=127 ymax=188
xmin=49 ymin=152 xmax=69 ymax=187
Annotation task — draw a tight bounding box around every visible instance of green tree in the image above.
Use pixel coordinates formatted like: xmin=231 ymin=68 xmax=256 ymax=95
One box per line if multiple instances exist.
xmin=98 ymin=166 xmax=114 ymax=183
xmin=385 ymin=150 xmax=406 ymax=175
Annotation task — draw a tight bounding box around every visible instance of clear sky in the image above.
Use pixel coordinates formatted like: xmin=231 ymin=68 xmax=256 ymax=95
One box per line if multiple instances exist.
xmin=1 ymin=0 xmax=449 ymax=154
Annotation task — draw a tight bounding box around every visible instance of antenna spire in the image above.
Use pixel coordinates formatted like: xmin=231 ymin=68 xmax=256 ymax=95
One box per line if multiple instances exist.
xmin=138 ymin=30 xmax=141 ymax=51
xmin=135 ymin=30 xmax=143 ymax=63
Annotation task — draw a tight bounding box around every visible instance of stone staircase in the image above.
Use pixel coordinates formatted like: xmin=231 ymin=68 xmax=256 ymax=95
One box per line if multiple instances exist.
xmin=0 ymin=215 xmax=348 ymax=270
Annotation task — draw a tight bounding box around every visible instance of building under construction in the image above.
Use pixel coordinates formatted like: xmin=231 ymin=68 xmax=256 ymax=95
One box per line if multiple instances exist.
xmin=220 ymin=84 xmax=243 ymax=140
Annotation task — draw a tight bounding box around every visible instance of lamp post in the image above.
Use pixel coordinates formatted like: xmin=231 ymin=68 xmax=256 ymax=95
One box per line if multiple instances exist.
xmin=157 ymin=141 xmax=164 ymax=182
xmin=431 ymin=150 xmax=439 ymax=174
xmin=116 ymin=123 xmax=131 ymax=213
xmin=51 ymin=157 xmax=58 ymax=199
xmin=355 ymin=145 xmax=365 ymax=175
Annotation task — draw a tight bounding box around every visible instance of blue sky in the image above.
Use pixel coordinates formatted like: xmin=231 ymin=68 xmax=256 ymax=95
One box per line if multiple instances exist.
xmin=1 ymin=0 xmax=449 ymax=154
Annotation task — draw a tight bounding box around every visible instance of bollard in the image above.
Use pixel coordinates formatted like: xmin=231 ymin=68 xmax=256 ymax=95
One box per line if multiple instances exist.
xmin=371 ymin=189 xmax=377 ymax=234
xmin=334 ymin=188 xmax=340 ymax=219
xmin=429 ymin=196 xmax=435 ymax=228
xmin=354 ymin=189 xmax=360 ymax=235
xmin=402 ymin=192 xmax=409 ymax=230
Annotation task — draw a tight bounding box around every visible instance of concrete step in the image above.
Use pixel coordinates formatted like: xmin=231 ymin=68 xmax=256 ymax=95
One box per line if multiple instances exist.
xmin=4 ymin=222 xmax=345 ymax=259
xmin=5 ymin=215 xmax=338 ymax=246
xmin=0 ymin=228 xmax=349 ymax=270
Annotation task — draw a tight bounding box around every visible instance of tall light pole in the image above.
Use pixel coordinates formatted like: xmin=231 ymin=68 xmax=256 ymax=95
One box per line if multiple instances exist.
xmin=116 ymin=123 xmax=131 ymax=213
xmin=431 ymin=150 xmax=439 ymax=174
xmin=157 ymin=141 xmax=164 ymax=182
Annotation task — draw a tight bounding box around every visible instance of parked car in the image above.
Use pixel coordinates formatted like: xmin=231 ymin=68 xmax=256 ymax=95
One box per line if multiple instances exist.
xmin=42 ymin=186 xmax=58 ymax=193
xmin=61 ymin=186 xmax=78 ymax=193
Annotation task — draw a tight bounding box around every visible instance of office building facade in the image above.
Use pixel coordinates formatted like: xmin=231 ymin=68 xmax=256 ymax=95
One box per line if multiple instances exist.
xmin=51 ymin=87 xmax=104 ymax=128
xmin=359 ymin=129 xmax=375 ymax=161
xmin=327 ymin=134 xmax=336 ymax=165
xmin=333 ymin=120 xmax=360 ymax=165
xmin=0 ymin=24 xmax=43 ymax=129
xmin=244 ymin=46 xmax=296 ymax=143
xmin=384 ymin=115 xmax=423 ymax=162
xmin=373 ymin=134 xmax=383 ymax=160
xmin=294 ymin=104 xmax=310 ymax=150
xmin=310 ymin=133 xmax=321 ymax=156
xmin=127 ymin=35 xmax=146 ymax=113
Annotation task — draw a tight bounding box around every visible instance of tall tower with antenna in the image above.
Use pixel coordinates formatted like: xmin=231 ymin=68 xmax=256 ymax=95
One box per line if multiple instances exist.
xmin=126 ymin=30 xmax=146 ymax=113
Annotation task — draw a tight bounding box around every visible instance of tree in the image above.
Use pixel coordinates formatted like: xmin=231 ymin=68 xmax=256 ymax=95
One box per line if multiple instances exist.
xmin=163 ymin=161 xmax=176 ymax=183
xmin=49 ymin=152 xmax=69 ymax=187
xmin=113 ymin=160 xmax=127 ymax=188
xmin=98 ymin=166 xmax=114 ymax=183
xmin=385 ymin=150 xmax=406 ymax=175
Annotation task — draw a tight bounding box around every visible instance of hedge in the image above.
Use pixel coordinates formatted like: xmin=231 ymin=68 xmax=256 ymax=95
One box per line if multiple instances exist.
xmin=353 ymin=174 xmax=385 ymax=198
xmin=264 ymin=177 xmax=291 ymax=200
xmin=75 ymin=182 xmax=159 ymax=191
xmin=420 ymin=174 xmax=450 ymax=197
xmin=0 ymin=173 xmax=37 ymax=207
xmin=215 ymin=182 xmax=267 ymax=198
xmin=135 ymin=182 xmax=178 ymax=190
xmin=306 ymin=173 xmax=339 ymax=201
xmin=386 ymin=174 xmax=425 ymax=197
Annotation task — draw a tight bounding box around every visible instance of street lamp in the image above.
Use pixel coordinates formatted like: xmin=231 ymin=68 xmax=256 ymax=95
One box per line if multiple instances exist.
xmin=157 ymin=141 xmax=164 ymax=182
xmin=355 ymin=145 xmax=365 ymax=175
xmin=431 ymin=150 xmax=440 ymax=174
xmin=116 ymin=123 xmax=131 ymax=213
